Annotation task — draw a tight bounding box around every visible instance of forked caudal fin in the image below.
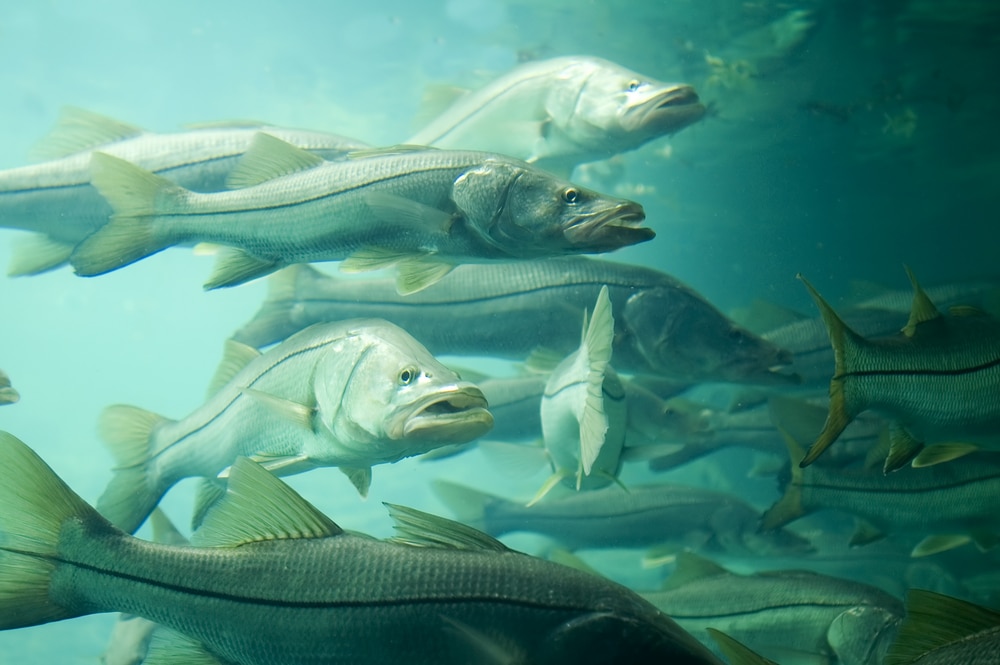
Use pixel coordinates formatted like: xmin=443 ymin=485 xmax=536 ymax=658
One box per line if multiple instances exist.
xmin=0 ymin=431 xmax=105 ymax=629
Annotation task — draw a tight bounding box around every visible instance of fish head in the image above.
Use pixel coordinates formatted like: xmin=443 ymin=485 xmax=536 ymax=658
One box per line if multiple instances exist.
xmin=453 ymin=159 xmax=652 ymax=257
xmin=544 ymin=58 xmax=705 ymax=157
xmin=622 ymin=286 xmax=797 ymax=385
xmin=827 ymin=606 xmax=901 ymax=665
xmin=314 ymin=320 xmax=493 ymax=462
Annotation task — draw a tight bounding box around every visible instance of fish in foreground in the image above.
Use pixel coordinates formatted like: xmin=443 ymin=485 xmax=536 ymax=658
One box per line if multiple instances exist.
xmin=643 ymin=551 xmax=902 ymax=665
xmin=796 ymin=267 xmax=1000 ymax=470
xmin=97 ymin=320 xmax=492 ymax=533
xmin=885 ymin=589 xmax=1000 ymax=664
xmin=762 ymin=431 xmax=1000 ymax=557
xmin=234 ymin=259 xmax=795 ymax=386
xmin=70 ymin=135 xmax=650 ymax=292
xmin=407 ymin=55 xmax=706 ymax=176
xmin=0 ymin=107 xmax=368 ymax=275
xmin=0 ymin=370 xmax=17 ymax=405
xmin=434 ymin=480 xmax=812 ymax=557
xmin=0 ymin=431 xmax=724 ymax=665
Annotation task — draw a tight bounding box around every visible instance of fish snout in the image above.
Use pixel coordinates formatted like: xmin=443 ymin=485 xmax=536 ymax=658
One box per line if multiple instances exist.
xmin=625 ymin=84 xmax=706 ymax=133
xmin=402 ymin=385 xmax=494 ymax=443
xmin=564 ymin=201 xmax=652 ymax=253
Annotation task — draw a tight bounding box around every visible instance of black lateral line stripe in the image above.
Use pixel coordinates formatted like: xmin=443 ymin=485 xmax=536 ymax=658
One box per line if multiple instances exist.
xmin=842 ymin=355 xmax=1000 ymax=378
xmin=18 ymin=549 xmax=588 ymax=613
xmin=665 ymin=600 xmax=875 ymax=620
xmin=802 ymin=474 xmax=999 ymax=495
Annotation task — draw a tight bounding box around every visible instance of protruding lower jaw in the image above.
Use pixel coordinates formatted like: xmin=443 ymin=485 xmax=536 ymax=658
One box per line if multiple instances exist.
xmin=564 ymin=201 xmax=653 ymax=253
xmin=402 ymin=386 xmax=494 ymax=443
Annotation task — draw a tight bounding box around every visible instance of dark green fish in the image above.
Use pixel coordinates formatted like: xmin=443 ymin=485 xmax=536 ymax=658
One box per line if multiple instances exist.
xmin=0 ymin=431 xmax=722 ymax=665
xmin=797 ymin=267 xmax=1000 ymax=470
xmin=885 ymin=590 xmax=1000 ymax=665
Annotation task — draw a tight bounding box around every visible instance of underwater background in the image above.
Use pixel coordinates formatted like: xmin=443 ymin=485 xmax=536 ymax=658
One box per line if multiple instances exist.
xmin=0 ymin=0 xmax=997 ymax=662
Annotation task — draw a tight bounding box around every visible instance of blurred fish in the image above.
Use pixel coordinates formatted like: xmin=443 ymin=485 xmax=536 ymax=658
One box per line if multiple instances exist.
xmin=0 ymin=432 xmax=724 ymax=665
xmin=70 ymin=137 xmax=650 ymax=292
xmin=762 ymin=433 xmax=1000 ymax=557
xmin=0 ymin=107 xmax=367 ymax=275
xmin=408 ymin=56 xmax=705 ymax=176
xmin=0 ymin=370 xmax=17 ymax=405
xmin=234 ymin=259 xmax=795 ymax=385
xmin=643 ymin=552 xmax=902 ymax=665
xmin=885 ymin=589 xmax=1000 ymax=665
xmin=96 ymin=320 xmax=492 ymax=533
xmin=797 ymin=268 xmax=1000 ymax=470
xmin=434 ymin=480 xmax=812 ymax=557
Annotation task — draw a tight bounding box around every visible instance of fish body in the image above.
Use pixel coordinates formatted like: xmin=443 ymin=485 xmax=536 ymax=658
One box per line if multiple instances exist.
xmin=643 ymin=552 xmax=902 ymax=665
xmin=70 ymin=137 xmax=649 ymax=291
xmin=97 ymin=320 xmax=492 ymax=533
xmin=434 ymin=480 xmax=811 ymax=557
xmin=234 ymin=259 xmax=793 ymax=385
xmin=763 ymin=448 xmax=1000 ymax=556
xmin=0 ymin=432 xmax=722 ymax=665
xmin=0 ymin=370 xmax=17 ymax=405
xmin=408 ymin=56 xmax=705 ymax=175
xmin=0 ymin=108 xmax=367 ymax=275
xmin=797 ymin=269 xmax=1000 ymax=468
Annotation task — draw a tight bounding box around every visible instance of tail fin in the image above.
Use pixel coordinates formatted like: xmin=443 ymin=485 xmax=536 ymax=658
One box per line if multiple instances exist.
xmin=95 ymin=404 xmax=171 ymax=534
xmin=0 ymin=431 xmax=97 ymax=629
xmin=69 ymin=152 xmax=182 ymax=277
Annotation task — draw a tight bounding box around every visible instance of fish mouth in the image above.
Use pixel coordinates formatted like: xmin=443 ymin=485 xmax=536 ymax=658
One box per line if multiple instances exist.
xmin=564 ymin=201 xmax=653 ymax=252
xmin=402 ymin=386 xmax=494 ymax=443
xmin=624 ymin=84 xmax=706 ymax=133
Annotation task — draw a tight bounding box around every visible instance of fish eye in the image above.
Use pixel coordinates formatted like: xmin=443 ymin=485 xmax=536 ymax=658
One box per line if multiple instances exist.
xmin=562 ymin=187 xmax=579 ymax=204
xmin=628 ymin=79 xmax=641 ymax=92
xmin=398 ymin=367 xmax=417 ymax=385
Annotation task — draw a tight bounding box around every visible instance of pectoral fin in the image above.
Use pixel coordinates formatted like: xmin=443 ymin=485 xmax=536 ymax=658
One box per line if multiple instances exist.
xmin=340 ymin=466 xmax=372 ymax=497
xmin=240 ymin=389 xmax=314 ymax=430
xmin=363 ymin=191 xmax=455 ymax=230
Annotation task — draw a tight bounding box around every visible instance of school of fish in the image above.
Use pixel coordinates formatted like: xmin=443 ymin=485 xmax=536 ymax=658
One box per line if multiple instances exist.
xmin=2 ymin=50 xmax=1000 ymax=665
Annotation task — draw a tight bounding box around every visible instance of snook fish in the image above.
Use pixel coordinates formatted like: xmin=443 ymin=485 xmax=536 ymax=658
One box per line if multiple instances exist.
xmin=97 ymin=320 xmax=492 ymax=534
xmin=233 ymin=259 xmax=795 ymax=385
xmin=0 ymin=432 xmax=723 ymax=665
xmin=763 ymin=436 xmax=1000 ymax=557
xmin=434 ymin=480 xmax=812 ymax=557
xmin=0 ymin=370 xmax=17 ymax=405
xmin=643 ymin=552 xmax=902 ymax=665
xmin=0 ymin=107 xmax=368 ymax=275
xmin=796 ymin=268 xmax=1000 ymax=470
xmin=69 ymin=136 xmax=650 ymax=292
xmin=407 ymin=55 xmax=706 ymax=176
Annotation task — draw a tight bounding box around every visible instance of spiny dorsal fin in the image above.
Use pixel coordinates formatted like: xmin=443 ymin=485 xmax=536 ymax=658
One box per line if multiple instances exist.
xmin=902 ymin=265 xmax=942 ymax=337
xmin=30 ymin=107 xmax=144 ymax=161
xmin=206 ymin=339 xmax=261 ymax=398
xmin=191 ymin=457 xmax=342 ymax=548
xmin=885 ymin=589 xmax=1000 ymax=665
xmin=384 ymin=502 xmax=509 ymax=552
xmin=225 ymin=133 xmax=325 ymax=189
xmin=662 ymin=551 xmax=729 ymax=590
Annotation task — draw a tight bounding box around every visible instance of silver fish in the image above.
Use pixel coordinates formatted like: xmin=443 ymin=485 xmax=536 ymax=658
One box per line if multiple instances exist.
xmin=643 ymin=552 xmax=902 ymax=665
xmin=0 ymin=370 xmax=17 ymax=406
xmin=70 ymin=136 xmax=650 ymax=292
xmin=0 ymin=107 xmax=367 ymax=275
xmin=0 ymin=432 xmax=723 ymax=665
xmin=96 ymin=320 xmax=492 ymax=534
xmin=233 ymin=259 xmax=794 ymax=385
xmin=434 ymin=480 xmax=812 ymax=557
xmin=408 ymin=55 xmax=705 ymax=176
xmin=797 ymin=268 xmax=1000 ymax=470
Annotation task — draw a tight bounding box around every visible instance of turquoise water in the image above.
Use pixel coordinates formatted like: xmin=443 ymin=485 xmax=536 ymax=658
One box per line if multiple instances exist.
xmin=1 ymin=1 xmax=997 ymax=662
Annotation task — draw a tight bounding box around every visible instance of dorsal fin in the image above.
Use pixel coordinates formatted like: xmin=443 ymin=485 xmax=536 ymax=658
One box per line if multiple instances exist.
xmin=191 ymin=457 xmax=342 ymax=548
xmin=384 ymin=502 xmax=509 ymax=552
xmin=885 ymin=589 xmax=1000 ymax=664
xmin=662 ymin=551 xmax=729 ymax=590
xmin=30 ymin=107 xmax=145 ymax=161
xmin=225 ymin=133 xmax=325 ymax=189
xmin=902 ymin=265 xmax=942 ymax=337
xmin=206 ymin=339 xmax=261 ymax=398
